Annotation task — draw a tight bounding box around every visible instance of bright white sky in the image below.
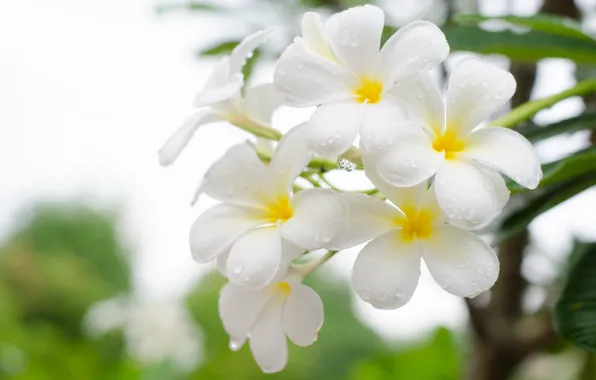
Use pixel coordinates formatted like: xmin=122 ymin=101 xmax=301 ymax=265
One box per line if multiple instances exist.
xmin=2 ymin=0 xmax=596 ymax=342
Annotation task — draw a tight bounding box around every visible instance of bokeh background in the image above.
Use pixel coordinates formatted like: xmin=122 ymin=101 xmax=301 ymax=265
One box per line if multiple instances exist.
xmin=2 ymin=0 xmax=596 ymax=378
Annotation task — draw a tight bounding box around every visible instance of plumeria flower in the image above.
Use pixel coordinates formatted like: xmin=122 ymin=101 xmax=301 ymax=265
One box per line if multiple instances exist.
xmin=190 ymin=124 xmax=347 ymax=289
xmin=159 ymin=29 xmax=282 ymax=166
xmin=274 ymin=5 xmax=449 ymax=158
xmin=365 ymin=59 xmax=542 ymax=229
xmin=219 ymin=269 xmax=323 ymax=373
xmin=328 ymin=161 xmax=499 ymax=309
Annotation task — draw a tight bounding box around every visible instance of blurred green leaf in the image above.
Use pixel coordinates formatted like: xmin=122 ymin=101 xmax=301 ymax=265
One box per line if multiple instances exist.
xmin=500 ymin=171 xmax=596 ymax=241
xmin=156 ymin=2 xmax=221 ymax=14
xmin=456 ymin=13 xmax=594 ymax=42
xmin=508 ymin=146 xmax=596 ymax=193
xmin=555 ymin=241 xmax=596 ymax=352
xmin=444 ymin=25 xmax=596 ymax=64
xmin=197 ymin=40 xmax=240 ymax=56
xmin=492 ymin=79 xmax=596 ymax=128
xmin=515 ymin=112 xmax=596 ymax=142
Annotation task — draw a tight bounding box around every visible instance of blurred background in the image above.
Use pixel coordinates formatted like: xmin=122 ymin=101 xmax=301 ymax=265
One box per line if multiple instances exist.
xmin=2 ymin=0 xmax=596 ymax=378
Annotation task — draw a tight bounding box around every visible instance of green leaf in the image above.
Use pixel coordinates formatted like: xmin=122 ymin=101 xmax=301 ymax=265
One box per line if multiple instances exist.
xmin=492 ymin=79 xmax=596 ymax=128
xmin=156 ymin=2 xmax=220 ymax=14
xmin=456 ymin=14 xmax=594 ymax=42
xmin=515 ymin=112 xmax=596 ymax=142
xmin=555 ymin=241 xmax=596 ymax=352
xmin=500 ymin=170 xmax=596 ymax=241
xmin=197 ymin=40 xmax=240 ymax=57
xmin=443 ymin=25 xmax=596 ymax=64
xmin=508 ymin=146 xmax=596 ymax=193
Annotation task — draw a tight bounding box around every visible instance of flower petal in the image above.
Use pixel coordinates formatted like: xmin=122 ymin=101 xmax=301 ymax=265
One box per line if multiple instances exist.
xmin=269 ymin=124 xmax=313 ymax=195
xmin=189 ymin=204 xmax=261 ymax=263
xmin=301 ymin=12 xmax=334 ymax=59
xmin=243 ymin=83 xmax=282 ymax=126
xmin=324 ymin=5 xmax=384 ymax=76
xmin=352 ymin=231 xmax=421 ymax=310
xmin=218 ymin=282 xmax=271 ymax=347
xmin=158 ymin=111 xmax=223 ymax=166
xmin=446 ymin=59 xmax=516 ymax=136
xmin=274 ymin=38 xmax=355 ymax=107
xmin=328 ymin=193 xmax=401 ymax=250
xmin=434 ymin=160 xmax=501 ymax=229
xmin=193 ymin=74 xmax=243 ymax=107
xmin=388 ymin=73 xmax=445 ymax=136
xmin=477 ymin=165 xmax=510 ymax=212
xmin=362 ymin=155 xmax=429 ymax=212
xmin=282 ymin=282 xmax=324 ymax=347
xmin=420 ymin=225 xmax=499 ymax=298
xmin=464 ymin=127 xmax=542 ymax=189
xmin=202 ymin=144 xmax=272 ymax=206
xmin=379 ymin=20 xmax=449 ymax=85
xmin=358 ymin=97 xmax=410 ymax=159
xmin=227 ymin=227 xmax=283 ymax=289
xmin=281 ymin=188 xmax=347 ymax=251
xmin=375 ymin=124 xmax=443 ymax=187
xmin=229 ymin=29 xmax=274 ymax=75
xmin=307 ymin=100 xmax=363 ymax=157
xmin=248 ymin=297 xmax=288 ymax=373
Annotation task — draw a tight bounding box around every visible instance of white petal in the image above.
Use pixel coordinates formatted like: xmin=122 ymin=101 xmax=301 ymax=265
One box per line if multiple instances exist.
xmin=242 ymin=83 xmax=282 ymax=126
xmin=434 ymin=160 xmax=501 ymax=229
xmin=307 ymin=100 xmax=363 ymax=157
xmin=327 ymin=193 xmax=401 ymax=250
xmin=269 ymin=124 xmax=313 ymax=195
xmin=229 ymin=29 xmax=274 ymax=75
xmin=301 ymin=12 xmax=334 ymax=59
xmin=202 ymin=144 xmax=272 ymax=206
xmin=218 ymin=282 xmax=271 ymax=346
xmin=362 ymin=155 xmax=428 ymax=212
xmin=446 ymin=59 xmax=516 ymax=136
xmin=202 ymin=56 xmax=231 ymax=89
xmin=388 ymin=73 xmax=445 ymax=136
xmin=227 ymin=227 xmax=283 ymax=289
xmin=477 ymin=165 xmax=510 ymax=212
xmin=215 ymin=248 xmax=230 ymax=276
xmin=352 ymin=231 xmax=421 ymax=310
xmin=248 ymin=297 xmax=288 ymax=373
xmin=358 ymin=97 xmax=411 ymax=159
xmin=421 ymin=226 xmax=499 ymax=298
xmin=375 ymin=124 xmax=444 ymax=187
xmin=379 ymin=20 xmax=449 ymax=85
xmin=421 ymin=185 xmax=447 ymax=226
xmin=158 ymin=111 xmax=222 ymax=166
xmin=464 ymin=127 xmax=542 ymax=189
xmin=282 ymin=282 xmax=324 ymax=347
xmin=193 ymin=74 xmax=243 ymax=107
xmin=281 ymin=188 xmax=347 ymax=251
xmin=189 ymin=204 xmax=261 ymax=263
xmin=274 ymin=38 xmax=355 ymax=107
xmin=324 ymin=5 xmax=384 ymax=76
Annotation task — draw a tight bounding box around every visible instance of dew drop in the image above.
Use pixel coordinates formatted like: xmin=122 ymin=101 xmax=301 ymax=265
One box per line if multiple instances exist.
xmin=337 ymin=158 xmax=356 ymax=172
xmin=229 ymin=339 xmax=242 ymax=352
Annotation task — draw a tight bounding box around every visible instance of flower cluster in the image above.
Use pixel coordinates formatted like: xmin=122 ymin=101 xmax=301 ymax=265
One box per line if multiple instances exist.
xmin=160 ymin=4 xmax=542 ymax=373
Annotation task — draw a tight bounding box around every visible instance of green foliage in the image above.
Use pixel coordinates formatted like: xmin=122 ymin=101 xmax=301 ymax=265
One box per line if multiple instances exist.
xmin=500 ymin=171 xmax=596 ymax=241
xmin=349 ymin=328 xmax=461 ymax=380
xmin=456 ymin=14 xmax=593 ymax=42
xmin=156 ymin=2 xmax=221 ymax=15
xmin=444 ymin=25 xmax=596 ymax=64
xmin=555 ymin=242 xmax=596 ymax=352
xmin=197 ymin=40 xmax=240 ymax=56
xmin=185 ymin=269 xmax=387 ymax=380
xmin=515 ymin=112 xmax=596 ymax=143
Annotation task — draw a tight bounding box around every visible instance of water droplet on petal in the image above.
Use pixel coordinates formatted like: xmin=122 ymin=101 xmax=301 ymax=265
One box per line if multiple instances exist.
xmin=229 ymin=339 xmax=242 ymax=351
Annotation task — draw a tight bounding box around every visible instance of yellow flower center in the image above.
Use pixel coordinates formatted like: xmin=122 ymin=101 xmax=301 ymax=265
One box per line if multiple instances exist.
xmin=265 ymin=196 xmax=293 ymax=222
xmin=354 ymin=78 xmax=383 ymax=104
xmin=396 ymin=207 xmax=434 ymax=242
xmin=432 ymin=130 xmax=465 ymax=160
xmin=276 ymin=282 xmax=292 ymax=295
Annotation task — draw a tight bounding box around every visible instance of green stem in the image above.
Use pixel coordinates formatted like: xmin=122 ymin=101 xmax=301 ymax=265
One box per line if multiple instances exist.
xmin=299 ymin=250 xmax=339 ymax=278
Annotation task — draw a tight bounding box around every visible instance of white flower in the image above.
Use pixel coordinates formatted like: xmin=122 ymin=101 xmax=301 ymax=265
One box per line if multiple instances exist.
xmin=365 ymin=59 xmax=542 ymax=229
xmin=219 ymin=271 xmax=324 ymax=373
xmin=159 ymin=29 xmax=281 ymax=166
xmin=190 ymin=124 xmax=347 ymax=289
xmin=85 ymin=296 xmax=203 ymax=372
xmin=328 ymin=162 xmax=499 ymax=309
xmin=273 ymin=5 xmax=449 ymax=157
